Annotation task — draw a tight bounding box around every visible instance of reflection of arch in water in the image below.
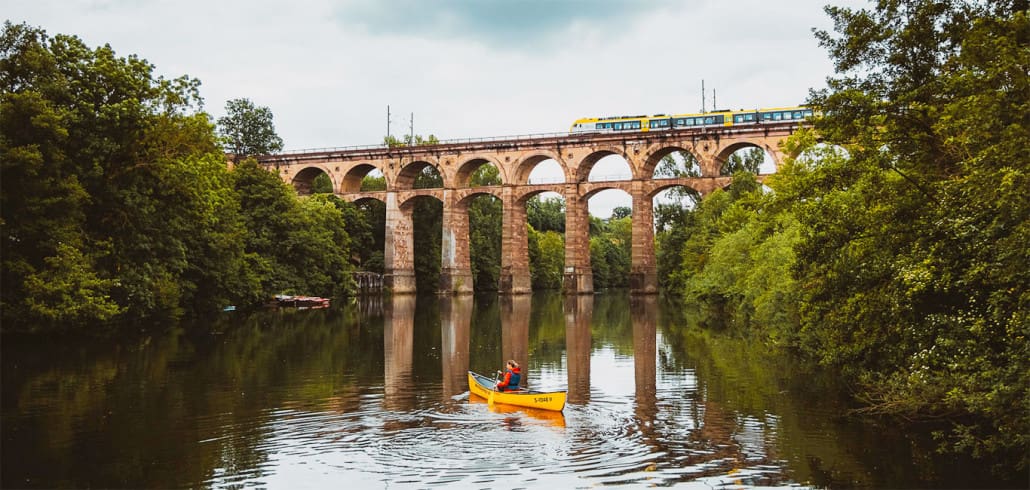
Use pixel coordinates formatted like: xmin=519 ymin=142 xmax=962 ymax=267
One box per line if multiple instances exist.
xmin=632 ymin=295 xmax=658 ymax=429
xmin=384 ymin=295 xmax=416 ymax=411
xmin=441 ymin=295 xmax=473 ymax=398
xmin=564 ymin=295 xmax=593 ymax=404
xmin=501 ymin=295 xmax=531 ymax=389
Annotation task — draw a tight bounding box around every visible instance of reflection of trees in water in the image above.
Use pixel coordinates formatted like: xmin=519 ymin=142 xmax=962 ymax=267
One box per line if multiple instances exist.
xmin=6 ymin=293 xmax=966 ymax=488
xmin=657 ymin=315 xmax=885 ymax=487
xmin=590 ymin=293 xmax=633 ymax=353
xmin=2 ymin=306 xmax=381 ymax=488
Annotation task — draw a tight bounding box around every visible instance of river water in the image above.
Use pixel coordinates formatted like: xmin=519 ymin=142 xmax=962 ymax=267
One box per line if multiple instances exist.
xmin=1 ymin=293 xmax=1016 ymax=488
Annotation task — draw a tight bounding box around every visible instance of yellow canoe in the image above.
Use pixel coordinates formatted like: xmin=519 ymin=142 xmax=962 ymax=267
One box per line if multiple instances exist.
xmin=467 ymin=371 xmax=567 ymax=412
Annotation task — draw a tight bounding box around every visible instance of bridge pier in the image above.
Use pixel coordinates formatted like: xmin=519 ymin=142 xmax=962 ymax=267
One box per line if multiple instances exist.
xmin=630 ymin=182 xmax=658 ymax=295
xmin=500 ymin=187 xmax=532 ymax=294
xmin=563 ymin=190 xmax=593 ymax=295
xmin=440 ymin=190 xmax=474 ymax=295
xmin=384 ymin=192 xmax=418 ymax=294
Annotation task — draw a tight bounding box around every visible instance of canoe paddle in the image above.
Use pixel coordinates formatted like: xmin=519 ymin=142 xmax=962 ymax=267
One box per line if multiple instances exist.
xmin=489 ymin=370 xmax=501 ymax=405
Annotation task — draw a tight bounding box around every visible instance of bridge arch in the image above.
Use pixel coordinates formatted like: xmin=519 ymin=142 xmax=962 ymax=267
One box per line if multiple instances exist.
xmin=647 ymin=181 xmax=706 ymax=201
xmin=514 ymin=151 xmax=569 ymax=185
xmin=341 ymin=163 xmax=382 ymax=193
xmin=456 ymin=189 xmax=502 ymax=208
xmin=454 ymin=155 xmax=505 ymax=188
xmin=290 ymin=164 xmax=335 ymax=195
xmin=717 ymin=141 xmax=764 ymax=174
xmin=641 ymin=145 xmax=702 ymax=179
xmin=397 ymin=189 xmax=445 ymax=210
xmin=577 ymin=146 xmax=632 ymax=183
xmin=395 ymin=160 xmax=443 ymax=190
xmin=513 ymin=184 xmax=564 ymax=204
xmin=352 ymin=195 xmax=385 ymax=205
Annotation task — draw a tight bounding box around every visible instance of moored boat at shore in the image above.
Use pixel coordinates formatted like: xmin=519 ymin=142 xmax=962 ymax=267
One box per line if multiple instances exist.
xmin=272 ymin=294 xmax=330 ymax=309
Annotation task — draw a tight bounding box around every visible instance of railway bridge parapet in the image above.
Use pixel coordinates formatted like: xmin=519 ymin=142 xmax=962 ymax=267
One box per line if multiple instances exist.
xmin=258 ymin=122 xmax=804 ymax=295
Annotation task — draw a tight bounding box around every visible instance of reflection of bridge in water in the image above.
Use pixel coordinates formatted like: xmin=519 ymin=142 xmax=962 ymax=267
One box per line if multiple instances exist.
xmin=259 ymin=122 xmax=804 ymax=294
xmin=381 ymin=293 xmax=757 ymax=471
xmin=380 ymin=294 xmax=656 ymax=409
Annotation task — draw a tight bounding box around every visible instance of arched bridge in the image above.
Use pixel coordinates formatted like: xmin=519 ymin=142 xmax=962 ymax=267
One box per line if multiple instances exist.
xmin=256 ymin=122 xmax=804 ymax=295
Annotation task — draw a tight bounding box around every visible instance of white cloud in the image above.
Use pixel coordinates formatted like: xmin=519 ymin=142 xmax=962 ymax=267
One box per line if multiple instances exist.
xmin=9 ymin=0 xmax=868 ymax=215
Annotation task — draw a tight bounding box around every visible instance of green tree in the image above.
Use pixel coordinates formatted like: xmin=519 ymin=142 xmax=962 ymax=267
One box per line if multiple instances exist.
xmin=311 ymin=173 xmax=333 ymax=194
xmin=653 ymin=151 xmax=701 ymax=235
xmin=526 ymin=195 xmax=565 ymax=233
xmin=610 ymin=206 xmax=632 ymax=220
xmin=231 ymin=160 xmax=354 ymax=298
xmin=355 ymin=174 xmax=386 ymax=272
xmin=468 ymin=165 xmax=502 ymax=291
xmin=722 ymin=147 xmax=764 ymax=175
xmin=795 ymin=0 xmax=1029 ymax=470
xmin=412 ymin=165 xmax=443 ymax=292
xmin=1 ymin=22 xmax=255 ymax=329
xmin=217 ymin=98 xmax=284 ymax=163
xmin=589 ymin=215 xmax=631 ymax=289
xmin=528 ymin=227 xmax=564 ymax=289
xmin=384 ymin=134 xmax=439 ymax=147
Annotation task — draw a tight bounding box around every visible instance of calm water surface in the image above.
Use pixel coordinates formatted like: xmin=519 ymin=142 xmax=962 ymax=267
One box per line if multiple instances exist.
xmin=1 ymin=293 xmax=1014 ymax=488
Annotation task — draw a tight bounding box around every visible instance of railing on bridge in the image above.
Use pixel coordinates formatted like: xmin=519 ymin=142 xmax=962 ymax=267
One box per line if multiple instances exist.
xmin=275 ymin=131 xmax=572 ymax=156
xmin=353 ymin=271 xmax=384 ymax=295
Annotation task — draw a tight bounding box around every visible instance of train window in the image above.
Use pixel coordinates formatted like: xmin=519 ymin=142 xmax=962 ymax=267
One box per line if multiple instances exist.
xmin=762 ymin=113 xmax=773 ymax=120
xmin=794 ymin=111 xmax=804 ymax=119
xmin=734 ymin=115 xmax=743 ymax=123
xmin=783 ymin=112 xmax=793 ymax=120
xmin=704 ymin=117 xmax=714 ymax=124
xmin=773 ymin=112 xmax=782 ymax=120
xmin=614 ymin=123 xmax=623 ymax=130
xmin=675 ymin=118 xmax=685 ymax=126
xmin=804 ymin=110 xmax=814 ymax=117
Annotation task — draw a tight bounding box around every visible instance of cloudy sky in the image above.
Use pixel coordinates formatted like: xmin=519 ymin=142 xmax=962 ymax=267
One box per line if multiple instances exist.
xmin=9 ymin=0 xmax=865 ymax=215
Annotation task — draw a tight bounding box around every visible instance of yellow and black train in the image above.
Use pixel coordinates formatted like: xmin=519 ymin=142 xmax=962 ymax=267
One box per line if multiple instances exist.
xmin=569 ymin=106 xmax=814 ymax=133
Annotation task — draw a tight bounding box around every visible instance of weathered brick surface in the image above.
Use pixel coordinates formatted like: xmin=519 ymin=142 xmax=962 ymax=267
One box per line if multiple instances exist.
xmin=259 ymin=124 xmax=800 ymax=295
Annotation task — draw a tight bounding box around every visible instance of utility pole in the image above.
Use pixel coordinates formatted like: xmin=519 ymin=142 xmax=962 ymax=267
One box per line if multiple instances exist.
xmin=409 ymin=112 xmax=414 ymax=145
xmin=387 ymin=105 xmax=392 ymax=141
xmin=713 ymin=89 xmax=717 ymax=111
xmin=701 ymin=79 xmax=706 ymax=113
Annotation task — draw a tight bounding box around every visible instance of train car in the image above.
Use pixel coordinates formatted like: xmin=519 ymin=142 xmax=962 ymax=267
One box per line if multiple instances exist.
xmin=569 ymin=106 xmax=813 ymax=133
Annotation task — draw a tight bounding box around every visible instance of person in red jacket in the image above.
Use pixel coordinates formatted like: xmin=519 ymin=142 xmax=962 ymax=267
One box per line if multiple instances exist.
xmin=495 ymin=360 xmax=522 ymax=392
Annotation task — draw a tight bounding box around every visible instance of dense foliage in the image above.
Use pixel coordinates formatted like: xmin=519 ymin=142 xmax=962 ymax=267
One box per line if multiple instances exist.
xmin=657 ymin=0 xmax=1028 ymax=470
xmin=468 ymin=165 xmax=502 ymax=291
xmin=1 ymin=23 xmax=355 ymax=332
xmin=589 ymin=214 xmax=631 ymax=289
xmin=526 ymin=196 xmax=566 ymax=290
xmin=217 ymin=98 xmax=283 ymax=162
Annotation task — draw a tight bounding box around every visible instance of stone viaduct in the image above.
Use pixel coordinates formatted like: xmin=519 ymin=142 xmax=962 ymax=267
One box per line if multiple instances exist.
xmin=256 ymin=121 xmax=803 ymax=295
